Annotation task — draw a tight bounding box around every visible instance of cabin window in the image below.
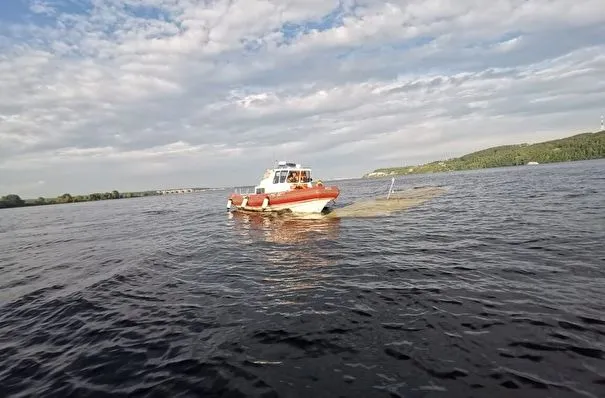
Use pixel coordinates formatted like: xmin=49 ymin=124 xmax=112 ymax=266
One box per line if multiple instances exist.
xmin=256 ymin=188 xmax=265 ymax=194
xmin=285 ymin=170 xmax=310 ymax=183
xmin=287 ymin=171 xmax=299 ymax=183
xmin=273 ymin=170 xmax=288 ymax=183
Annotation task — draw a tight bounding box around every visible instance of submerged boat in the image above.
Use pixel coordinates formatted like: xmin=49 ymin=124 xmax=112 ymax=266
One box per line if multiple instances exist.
xmin=227 ymin=161 xmax=340 ymax=213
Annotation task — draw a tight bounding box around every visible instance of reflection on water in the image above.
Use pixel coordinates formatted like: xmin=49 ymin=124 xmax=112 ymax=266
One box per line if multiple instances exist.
xmin=228 ymin=210 xmax=341 ymax=245
xmin=227 ymin=211 xmax=340 ymax=293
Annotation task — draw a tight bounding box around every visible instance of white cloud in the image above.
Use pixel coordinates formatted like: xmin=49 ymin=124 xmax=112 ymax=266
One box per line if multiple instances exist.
xmin=29 ymin=0 xmax=57 ymax=16
xmin=0 ymin=0 xmax=604 ymax=197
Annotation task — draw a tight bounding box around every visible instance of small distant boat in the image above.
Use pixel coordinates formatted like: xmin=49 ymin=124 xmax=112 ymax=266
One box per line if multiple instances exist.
xmin=527 ymin=161 xmax=539 ymax=165
xmin=227 ymin=161 xmax=340 ymax=213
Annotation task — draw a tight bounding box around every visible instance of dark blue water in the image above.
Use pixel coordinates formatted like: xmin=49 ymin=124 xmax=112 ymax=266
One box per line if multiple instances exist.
xmin=1 ymin=160 xmax=604 ymax=398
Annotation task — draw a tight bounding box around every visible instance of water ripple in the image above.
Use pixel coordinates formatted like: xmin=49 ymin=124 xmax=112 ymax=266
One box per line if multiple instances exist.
xmin=0 ymin=160 xmax=604 ymax=397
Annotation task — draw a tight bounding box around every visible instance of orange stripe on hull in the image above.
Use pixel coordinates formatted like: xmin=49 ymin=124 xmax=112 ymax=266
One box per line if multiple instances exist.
xmin=229 ymin=186 xmax=339 ymax=208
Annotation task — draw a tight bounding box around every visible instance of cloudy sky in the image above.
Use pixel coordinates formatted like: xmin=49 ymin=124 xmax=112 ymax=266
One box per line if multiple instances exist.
xmin=1 ymin=0 xmax=604 ymax=197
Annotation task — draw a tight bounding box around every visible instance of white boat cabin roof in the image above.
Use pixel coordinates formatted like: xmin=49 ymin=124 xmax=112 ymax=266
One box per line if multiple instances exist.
xmin=254 ymin=161 xmax=314 ymax=194
xmin=276 ymin=161 xmax=299 ymax=168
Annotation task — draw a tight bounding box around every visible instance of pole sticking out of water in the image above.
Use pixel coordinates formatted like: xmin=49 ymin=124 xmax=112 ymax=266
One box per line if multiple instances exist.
xmin=387 ymin=177 xmax=395 ymax=200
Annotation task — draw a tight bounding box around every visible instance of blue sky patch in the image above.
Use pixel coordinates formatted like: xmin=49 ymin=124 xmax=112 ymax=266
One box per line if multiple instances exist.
xmin=276 ymin=1 xmax=355 ymax=46
xmin=122 ymin=3 xmax=171 ymax=22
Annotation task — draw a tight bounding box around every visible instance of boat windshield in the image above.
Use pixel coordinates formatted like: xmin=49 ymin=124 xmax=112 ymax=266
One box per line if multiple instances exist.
xmin=270 ymin=168 xmax=312 ymax=184
xmin=286 ymin=170 xmax=310 ymax=183
xmin=273 ymin=170 xmax=289 ymax=184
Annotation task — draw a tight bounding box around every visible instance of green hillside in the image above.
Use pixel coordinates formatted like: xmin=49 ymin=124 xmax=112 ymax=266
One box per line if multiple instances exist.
xmin=363 ymin=130 xmax=605 ymax=178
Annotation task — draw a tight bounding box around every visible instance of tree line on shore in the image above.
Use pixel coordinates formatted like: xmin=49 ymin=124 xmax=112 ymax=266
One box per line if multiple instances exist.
xmin=0 ymin=190 xmax=159 ymax=209
xmin=364 ymin=130 xmax=605 ymax=177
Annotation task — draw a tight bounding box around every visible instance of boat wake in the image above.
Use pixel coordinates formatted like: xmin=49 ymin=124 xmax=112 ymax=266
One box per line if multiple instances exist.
xmin=325 ymin=186 xmax=447 ymax=218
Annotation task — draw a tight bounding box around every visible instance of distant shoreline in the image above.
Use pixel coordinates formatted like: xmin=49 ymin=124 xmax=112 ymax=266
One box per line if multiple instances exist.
xmin=3 ymin=131 xmax=603 ymax=210
xmin=0 ymin=188 xmax=211 ymax=210
xmin=362 ymin=130 xmax=605 ymax=178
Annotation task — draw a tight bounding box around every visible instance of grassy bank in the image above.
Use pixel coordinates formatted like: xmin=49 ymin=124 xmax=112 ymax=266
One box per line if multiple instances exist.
xmin=363 ymin=130 xmax=605 ymax=178
xmin=0 ymin=190 xmax=161 ymax=210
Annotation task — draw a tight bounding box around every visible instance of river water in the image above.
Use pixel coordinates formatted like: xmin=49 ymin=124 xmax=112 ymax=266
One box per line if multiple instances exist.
xmin=1 ymin=160 xmax=604 ymax=398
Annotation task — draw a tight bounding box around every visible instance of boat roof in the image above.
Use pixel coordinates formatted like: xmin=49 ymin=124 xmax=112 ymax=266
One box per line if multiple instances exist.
xmin=274 ymin=161 xmax=309 ymax=169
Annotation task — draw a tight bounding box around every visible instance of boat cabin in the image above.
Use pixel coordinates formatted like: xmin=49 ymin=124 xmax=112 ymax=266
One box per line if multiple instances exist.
xmin=254 ymin=161 xmax=313 ymax=194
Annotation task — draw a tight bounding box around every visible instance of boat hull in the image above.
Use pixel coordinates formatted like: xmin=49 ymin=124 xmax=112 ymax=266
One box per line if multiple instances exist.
xmin=228 ymin=186 xmax=339 ymax=214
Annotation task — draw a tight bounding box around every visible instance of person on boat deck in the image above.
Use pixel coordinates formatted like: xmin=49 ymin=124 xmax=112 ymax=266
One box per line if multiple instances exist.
xmin=287 ymin=171 xmax=299 ymax=183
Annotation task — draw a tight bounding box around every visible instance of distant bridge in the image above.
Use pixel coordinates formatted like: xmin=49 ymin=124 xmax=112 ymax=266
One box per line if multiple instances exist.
xmin=156 ymin=188 xmax=208 ymax=195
